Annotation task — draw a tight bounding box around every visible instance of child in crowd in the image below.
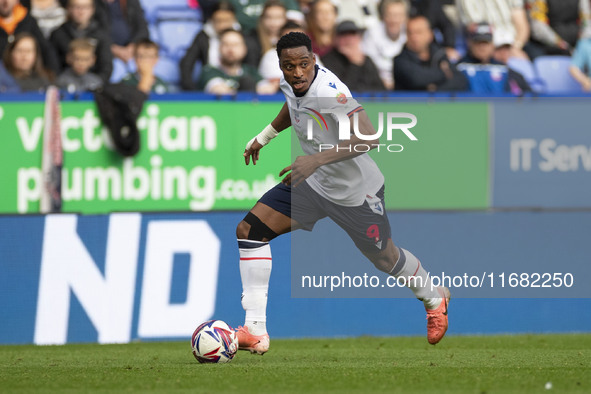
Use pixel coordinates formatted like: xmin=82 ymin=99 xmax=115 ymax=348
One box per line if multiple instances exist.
xmin=56 ymin=37 xmax=103 ymax=92
xmin=121 ymin=38 xmax=170 ymax=94
xmin=50 ymin=0 xmax=113 ymax=82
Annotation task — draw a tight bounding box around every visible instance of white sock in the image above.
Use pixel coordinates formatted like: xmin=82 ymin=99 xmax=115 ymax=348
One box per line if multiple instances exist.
xmin=389 ymin=247 xmax=442 ymax=310
xmin=238 ymin=239 xmax=272 ymax=336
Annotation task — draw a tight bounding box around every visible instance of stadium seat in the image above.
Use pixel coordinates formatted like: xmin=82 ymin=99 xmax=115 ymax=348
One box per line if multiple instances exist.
xmin=154 ymin=54 xmax=181 ymax=86
xmin=154 ymin=6 xmax=202 ymax=23
xmin=140 ymin=0 xmax=191 ymax=22
xmin=534 ymin=56 xmax=582 ymax=94
xmin=507 ymin=57 xmax=544 ymax=93
xmin=110 ymin=59 xmax=135 ymax=83
xmin=157 ymin=20 xmax=202 ymax=59
xmin=148 ymin=23 xmax=159 ymax=43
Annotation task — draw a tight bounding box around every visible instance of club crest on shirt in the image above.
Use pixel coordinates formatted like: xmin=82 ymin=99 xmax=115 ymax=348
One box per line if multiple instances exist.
xmin=336 ymin=92 xmax=347 ymax=104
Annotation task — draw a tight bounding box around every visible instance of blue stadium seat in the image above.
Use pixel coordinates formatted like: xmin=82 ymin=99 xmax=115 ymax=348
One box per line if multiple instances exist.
xmin=507 ymin=57 xmax=544 ymax=93
xmin=154 ymin=6 xmax=201 ymax=23
xmin=140 ymin=0 xmax=191 ymax=22
xmin=154 ymin=54 xmax=180 ymax=86
xmin=148 ymin=23 xmax=160 ymax=43
xmin=157 ymin=20 xmax=202 ymax=59
xmin=534 ymin=56 xmax=582 ymax=93
xmin=110 ymin=59 xmax=135 ymax=83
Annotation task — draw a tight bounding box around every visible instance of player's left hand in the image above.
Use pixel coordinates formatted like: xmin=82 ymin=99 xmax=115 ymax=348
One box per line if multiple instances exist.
xmin=279 ymin=155 xmax=321 ymax=187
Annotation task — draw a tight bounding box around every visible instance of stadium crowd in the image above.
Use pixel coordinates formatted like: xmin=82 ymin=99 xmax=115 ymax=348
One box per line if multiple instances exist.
xmin=0 ymin=0 xmax=590 ymax=94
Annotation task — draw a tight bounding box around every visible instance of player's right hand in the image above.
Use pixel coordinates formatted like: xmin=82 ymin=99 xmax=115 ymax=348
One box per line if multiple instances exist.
xmin=244 ymin=138 xmax=264 ymax=165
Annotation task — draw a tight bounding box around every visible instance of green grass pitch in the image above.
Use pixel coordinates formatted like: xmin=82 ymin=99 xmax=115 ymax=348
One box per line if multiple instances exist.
xmin=1 ymin=334 xmax=589 ymax=393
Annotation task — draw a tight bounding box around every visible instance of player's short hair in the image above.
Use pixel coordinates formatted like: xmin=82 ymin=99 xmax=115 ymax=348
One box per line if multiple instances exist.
xmin=276 ymin=32 xmax=312 ymax=58
xmin=68 ymin=38 xmax=96 ymax=54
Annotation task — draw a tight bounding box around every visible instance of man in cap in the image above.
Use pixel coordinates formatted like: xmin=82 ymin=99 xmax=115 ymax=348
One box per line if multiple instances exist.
xmin=321 ymin=20 xmax=385 ymax=91
xmin=457 ymin=22 xmax=530 ymax=94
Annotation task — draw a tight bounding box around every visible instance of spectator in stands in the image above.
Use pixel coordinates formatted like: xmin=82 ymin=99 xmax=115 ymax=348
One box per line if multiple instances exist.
xmin=228 ymin=0 xmax=303 ymax=33
xmin=526 ymin=0 xmax=591 ymax=57
xmin=180 ymin=1 xmax=259 ymax=91
xmin=456 ymin=0 xmax=531 ymax=60
xmin=198 ymin=29 xmax=274 ymax=94
xmin=0 ymin=0 xmax=60 ymax=73
xmin=322 ymin=20 xmax=385 ymax=91
xmin=569 ymin=36 xmax=591 ymax=91
xmin=409 ymin=0 xmax=459 ymax=61
xmin=28 ymin=0 xmax=66 ymax=38
xmin=56 ymin=37 xmax=102 ymax=92
xmin=251 ymin=0 xmax=288 ymax=63
xmin=306 ymin=0 xmax=337 ymax=57
xmin=121 ymin=38 xmax=170 ymax=94
xmin=50 ymin=0 xmax=112 ymax=82
xmin=93 ymin=0 xmax=149 ymax=63
xmin=491 ymin=31 xmax=513 ymax=64
xmin=457 ymin=22 xmax=530 ymax=95
xmin=363 ymin=0 xmax=408 ymax=89
xmin=1 ymin=31 xmax=52 ymax=91
xmin=393 ymin=15 xmax=467 ymax=91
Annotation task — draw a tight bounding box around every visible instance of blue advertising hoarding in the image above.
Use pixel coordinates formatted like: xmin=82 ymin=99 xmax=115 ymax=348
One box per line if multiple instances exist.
xmin=0 ymin=212 xmax=589 ymax=345
xmin=492 ymin=100 xmax=591 ymax=207
xmin=292 ymin=211 xmax=590 ymax=298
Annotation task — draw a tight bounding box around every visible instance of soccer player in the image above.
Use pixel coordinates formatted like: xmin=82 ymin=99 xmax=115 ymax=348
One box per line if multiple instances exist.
xmin=235 ymin=32 xmax=450 ymax=354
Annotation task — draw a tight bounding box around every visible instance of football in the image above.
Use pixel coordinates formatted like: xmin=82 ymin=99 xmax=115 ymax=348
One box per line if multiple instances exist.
xmin=191 ymin=320 xmax=239 ymax=363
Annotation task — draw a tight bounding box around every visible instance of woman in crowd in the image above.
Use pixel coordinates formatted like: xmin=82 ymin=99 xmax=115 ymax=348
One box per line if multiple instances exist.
xmin=306 ymin=0 xmax=338 ymax=57
xmin=1 ymin=32 xmax=53 ymax=92
xmin=251 ymin=0 xmax=288 ymax=63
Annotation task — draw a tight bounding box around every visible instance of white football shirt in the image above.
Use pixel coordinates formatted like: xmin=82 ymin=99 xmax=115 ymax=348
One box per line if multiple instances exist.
xmin=280 ymin=65 xmax=384 ymax=207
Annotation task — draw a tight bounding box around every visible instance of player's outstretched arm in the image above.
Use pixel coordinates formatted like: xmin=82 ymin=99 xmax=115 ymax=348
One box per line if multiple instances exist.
xmin=281 ymin=109 xmax=379 ymax=186
xmin=244 ymin=103 xmax=292 ymax=165
xmin=271 ymin=102 xmax=292 ymax=132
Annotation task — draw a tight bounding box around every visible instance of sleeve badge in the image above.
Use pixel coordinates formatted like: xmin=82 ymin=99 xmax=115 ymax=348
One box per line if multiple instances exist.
xmin=336 ymin=92 xmax=348 ymax=104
